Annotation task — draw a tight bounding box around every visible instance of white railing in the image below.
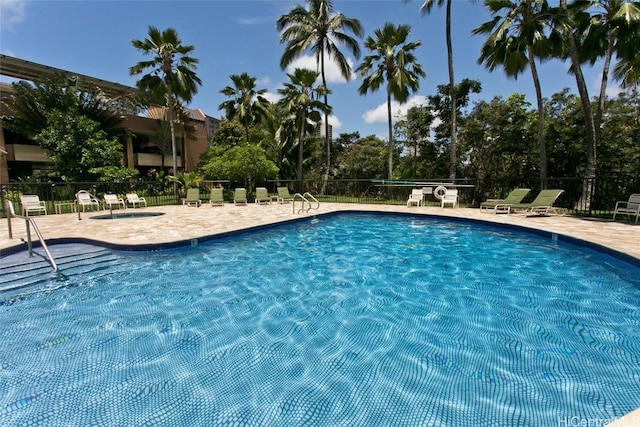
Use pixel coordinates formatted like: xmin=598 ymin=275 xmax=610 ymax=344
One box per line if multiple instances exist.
xmin=292 ymin=192 xmax=320 ymax=214
xmin=5 ymin=200 xmax=57 ymax=271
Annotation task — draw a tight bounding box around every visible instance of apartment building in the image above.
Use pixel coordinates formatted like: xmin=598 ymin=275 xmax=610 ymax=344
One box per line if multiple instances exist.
xmin=0 ymin=54 xmax=220 ymax=182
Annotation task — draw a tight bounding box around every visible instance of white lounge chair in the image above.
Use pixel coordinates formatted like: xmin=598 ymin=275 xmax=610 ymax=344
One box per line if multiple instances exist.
xmin=20 ymin=194 xmax=47 ymax=216
xmin=441 ymin=189 xmax=459 ymax=208
xmin=103 ymin=194 xmax=126 ymax=210
xmin=407 ymin=189 xmax=423 ymax=207
xmin=613 ymin=193 xmax=640 ymax=224
xmin=76 ymin=190 xmax=100 ymax=212
xmin=126 ymin=193 xmax=147 ymax=208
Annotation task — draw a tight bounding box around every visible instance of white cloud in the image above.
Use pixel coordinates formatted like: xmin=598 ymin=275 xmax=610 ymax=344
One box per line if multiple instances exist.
xmin=285 ymin=54 xmax=356 ymax=84
xmin=362 ymin=95 xmax=427 ymax=124
xmin=262 ymin=91 xmax=281 ymax=104
xmin=326 ymin=114 xmax=341 ymax=129
xmin=0 ymin=0 xmax=27 ymax=28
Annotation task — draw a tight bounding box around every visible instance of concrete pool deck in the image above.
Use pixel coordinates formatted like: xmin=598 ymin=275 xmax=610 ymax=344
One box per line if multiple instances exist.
xmin=1 ymin=202 xmax=639 ymax=425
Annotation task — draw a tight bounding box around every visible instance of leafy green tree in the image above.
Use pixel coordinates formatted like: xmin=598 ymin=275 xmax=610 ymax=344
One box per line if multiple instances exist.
xmin=473 ymin=0 xmax=555 ymax=185
xmin=459 ymin=94 xmax=538 ymax=200
xmin=218 ymin=73 xmax=270 ymax=142
xmin=1 ymin=74 xmax=123 ymax=138
xmin=277 ymin=68 xmax=329 ymax=187
xmin=34 ymin=111 xmax=125 ymax=182
xmin=130 ymin=26 xmax=202 ymax=178
xmin=356 ymin=22 xmax=426 ymax=179
xmin=427 ymin=78 xmax=482 ymax=175
xmin=394 ymin=105 xmax=435 ymax=177
xmin=335 ymin=134 xmax=389 ymax=179
xmin=277 ymin=0 xmax=363 ymax=177
xmin=598 ymin=89 xmax=640 ymax=175
xmin=199 ymin=145 xmax=278 ymax=190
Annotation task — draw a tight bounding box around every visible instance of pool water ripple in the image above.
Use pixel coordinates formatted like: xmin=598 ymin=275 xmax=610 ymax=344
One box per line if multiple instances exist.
xmin=1 ymin=213 xmax=640 ymax=426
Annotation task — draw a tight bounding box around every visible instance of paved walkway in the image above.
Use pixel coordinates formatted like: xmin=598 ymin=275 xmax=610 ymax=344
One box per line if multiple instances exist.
xmin=1 ymin=202 xmax=638 ymax=426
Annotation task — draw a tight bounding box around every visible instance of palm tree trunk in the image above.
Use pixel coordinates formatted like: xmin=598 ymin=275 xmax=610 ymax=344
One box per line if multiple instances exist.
xmin=561 ymin=0 xmax=597 ymax=211
xmin=167 ymin=87 xmax=180 ymax=203
xmin=446 ymin=0 xmax=458 ymax=182
xmin=386 ymin=85 xmax=393 ymax=180
xmin=528 ymin=44 xmax=547 ymax=189
xmin=596 ymin=32 xmax=615 ymax=141
xmin=320 ymin=49 xmax=330 ymax=195
xmin=298 ymin=111 xmax=306 ymax=192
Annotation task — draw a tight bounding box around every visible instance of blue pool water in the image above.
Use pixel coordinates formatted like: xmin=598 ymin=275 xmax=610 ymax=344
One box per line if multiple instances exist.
xmin=1 ymin=213 xmax=639 ymax=426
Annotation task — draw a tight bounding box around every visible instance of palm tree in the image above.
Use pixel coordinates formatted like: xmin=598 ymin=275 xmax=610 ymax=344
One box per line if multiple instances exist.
xmin=130 ymin=26 xmax=201 ymax=180
xmin=413 ymin=0 xmax=475 ymax=180
xmin=277 ymin=0 xmax=363 ymax=180
xmin=356 ymin=22 xmax=426 ymax=179
xmin=473 ymin=0 xmax=554 ymax=187
xmin=277 ymin=68 xmax=329 ymax=188
xmin=218 ymin=73 xmax=270 ymax=143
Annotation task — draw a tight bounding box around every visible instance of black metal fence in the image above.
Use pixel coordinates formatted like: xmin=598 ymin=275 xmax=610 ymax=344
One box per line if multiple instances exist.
xmin=2 ymin=175 xmax=639 ymax=218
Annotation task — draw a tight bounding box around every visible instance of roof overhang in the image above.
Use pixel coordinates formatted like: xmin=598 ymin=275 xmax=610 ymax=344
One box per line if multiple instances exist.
xmin=0 ymin=54 xmax=137 ymax=99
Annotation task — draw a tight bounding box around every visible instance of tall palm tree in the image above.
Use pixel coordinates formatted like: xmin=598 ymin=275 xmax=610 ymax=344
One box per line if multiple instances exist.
xmin=130 ymin=26 xmax=201 ymax=179
xmin=473 ymin=0 xmax=554 ymax=187
xmin=356 ymin=22 xmax=426 ymax=179
xmin=218 ymin=73 xmax=270 ymax=143
xmin=413 ymin=0 xmax=475 ymax=180
xmin=277 ymin=0 xmax=363 ymax=179
xmin=277 ymin=68 xmax=329 ymax=188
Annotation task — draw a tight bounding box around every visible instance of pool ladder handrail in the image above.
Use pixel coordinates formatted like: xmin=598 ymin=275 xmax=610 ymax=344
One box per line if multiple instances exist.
xmin=5 ymin=199 xmax=58 ymax=272
xmin=292 ymin=192 xmax=320 ymax=214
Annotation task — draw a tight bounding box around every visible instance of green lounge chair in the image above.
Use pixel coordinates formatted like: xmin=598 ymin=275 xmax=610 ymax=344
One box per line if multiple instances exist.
xmin=234 ymin=188 xmax=248 ymax=206
xmin=209 ymin=188 xmax=224 ymax=207
xmin=277 ymin=187 xmax=294 ymax=204
xmin=509 ymin=189 xmax=566 ymax=216
xmin=183 ymin=188 xmax=202 ymax=207
xmin=254 ymin=187 xmax=271 ymax=205
xmin=480 ymin=188 xmax=531 ymax=213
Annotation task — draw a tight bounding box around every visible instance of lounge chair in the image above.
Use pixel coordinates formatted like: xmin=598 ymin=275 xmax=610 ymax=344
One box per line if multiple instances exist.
xmin=209 ymin=188 xmax=224 ymax=207
xmin=234 ymin=188 xmax=248 ymax=205
xmin=183 ymin=188 xmax=202 ymax=207
xmin=103 ymin=194 xmax=126 ymax=210
xmin=126 ymin=193 xmax=147 ymax=208
xmin=613 ymin=193 xmax=640 ymax=224
xmin=277 ymin=187 xmax=294 ymax=204
xmin=480 ymin=188 xmax=531 ymax=213
xmin=76 ymin=190 xmax=101 ymax=212
xmin=20 ymin=195 xmax=47 ymax=216
xmin=509 ymin=189 xmax=566 ymax=216
xmin=407 ymin=189 xmax=423 ymax=207
xmin=441 ymin=188 xmax=459 ymax=208
xmin=255 ymin=187 xmax=271 ymax=205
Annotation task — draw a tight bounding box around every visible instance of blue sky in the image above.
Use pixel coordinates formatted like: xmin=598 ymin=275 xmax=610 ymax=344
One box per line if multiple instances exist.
xmin=0 ymin=0 xmax=612 ymax=140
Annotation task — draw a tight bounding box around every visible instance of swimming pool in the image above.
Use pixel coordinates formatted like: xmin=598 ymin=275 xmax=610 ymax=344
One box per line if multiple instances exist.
xmin=1 ymin=212 xmax=639 ymax=426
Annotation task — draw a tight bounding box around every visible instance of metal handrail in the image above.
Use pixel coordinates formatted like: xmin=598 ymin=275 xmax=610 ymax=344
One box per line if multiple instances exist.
xmin=5 ymin=200 xmax=58 ymax=271
xmin=292 ymin=192 xmax=320 ymax=214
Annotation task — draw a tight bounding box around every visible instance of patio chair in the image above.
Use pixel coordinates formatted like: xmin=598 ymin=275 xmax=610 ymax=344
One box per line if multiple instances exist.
xmin=126 ymin=193 xmax=147 ymax=208
xmin=234 ymin=188 xmax=248 ymax=205
xmin=613 ymin=193 xmax=640 ymax=224
xmin=255 ymin=187 xmax=271 ymax=205
xmin=277 ymin=187 xmax=294 ymax=204
xmin=76 ymin=190 xmax=101 ymax=212
xmin=509 ymin=189 xmax=566 ymax=216
xmin=480 ymin=188 xmax=531 ymax=214
xmin=441 ymin=188 xmax=459 ymax=208
xmin=183 ymin=188 xmax=202 ymax=207
xmin=103 ymin=194 xmax=126 ymax=210
xmin=407 ymin=189 xmax=423 ymax=207
xmin=20 ymin=194 xmax=47 ymax=216
xmin=209 ymin=187 xmax=224 ymax=207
